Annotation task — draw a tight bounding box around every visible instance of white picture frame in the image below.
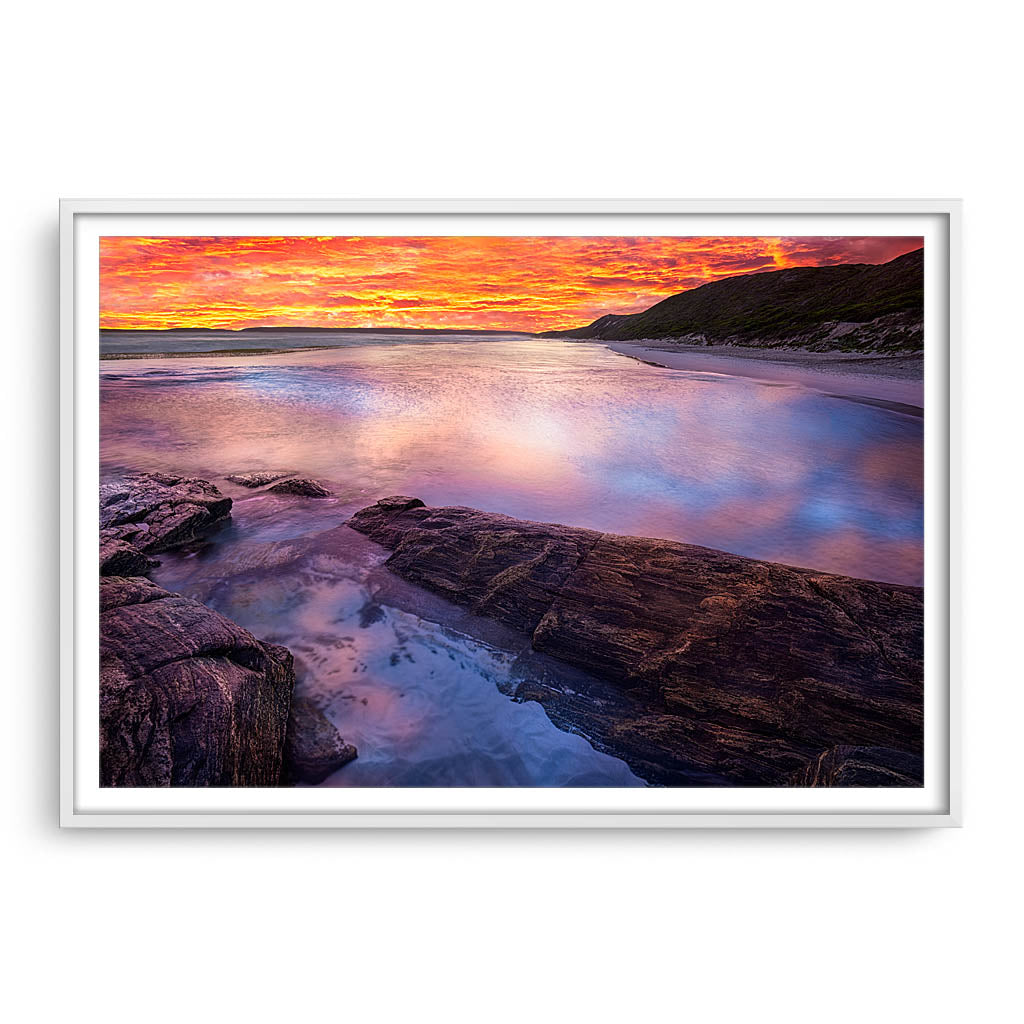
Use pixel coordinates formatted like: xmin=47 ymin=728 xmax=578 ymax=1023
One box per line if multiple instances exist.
xmin=60 ymin=198 xmax=961 ymax=828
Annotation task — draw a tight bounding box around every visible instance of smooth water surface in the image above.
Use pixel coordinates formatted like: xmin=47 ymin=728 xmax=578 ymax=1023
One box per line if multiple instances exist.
xmin=100 ymin=333 xmax=923 ymax=786
xmin=102 ymin=334 xmax=923 ymax=584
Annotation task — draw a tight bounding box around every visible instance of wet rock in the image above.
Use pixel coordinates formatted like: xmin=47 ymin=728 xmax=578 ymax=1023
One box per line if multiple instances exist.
xmin=350 ymin=498 xmax=924 ymax=787
xmin=344 ymin=496 xmax=424 ymax=546
xmin=358 ymin=602 xmax=387 ymax=628
xmin=99 ymin=471 xmax=232 ymax=553
xmin=267 ymin=477 xmax=331 ymax=498
xmin=349 ymin=497 xmax=593 ymax=634
xmin=226 ymin=471 xmax=296 ymax=488
xmin=798 ymin=745 xmax=924 ymax=787
xmin=99 ymin=535 xmax=157 ymax=577
xmin=96 ymin=470 xmax=349 ymax=789
xmin=282 ymin=697 xmax=358 ymax=784
xmin=100 ymin=576 xmax=294 ymax=787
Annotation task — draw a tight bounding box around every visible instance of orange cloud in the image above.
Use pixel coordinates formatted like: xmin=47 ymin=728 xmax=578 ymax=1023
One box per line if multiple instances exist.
xmin=99 ymin=235 xmax=923 ymax=332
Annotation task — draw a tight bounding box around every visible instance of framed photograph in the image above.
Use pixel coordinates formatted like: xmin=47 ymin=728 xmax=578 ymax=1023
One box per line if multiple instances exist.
xmin=60 ymin=199 xmax=959 ymax=827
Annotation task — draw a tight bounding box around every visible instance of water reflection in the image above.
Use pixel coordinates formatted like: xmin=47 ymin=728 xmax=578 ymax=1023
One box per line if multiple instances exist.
xmin=101 ymin=337 xmax=923 ymax=584
xmin=152 ymin=505 xmax=645 ymax=787
xmin=102 ymin=336 xmax=924 ymax=786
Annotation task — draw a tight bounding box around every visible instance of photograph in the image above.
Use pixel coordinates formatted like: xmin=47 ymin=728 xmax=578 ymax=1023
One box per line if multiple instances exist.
xmin=19 ymin=0 xmax=1024 ymax=1013
xmin=13 ymin=4 xmax=1017 ymax=1017
xmin=96 ymin=230 xmax=927 ymax=791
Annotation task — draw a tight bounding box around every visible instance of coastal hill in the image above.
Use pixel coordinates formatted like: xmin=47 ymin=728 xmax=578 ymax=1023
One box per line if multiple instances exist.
xmin=542 ymin=247 xmax=924 ymax=352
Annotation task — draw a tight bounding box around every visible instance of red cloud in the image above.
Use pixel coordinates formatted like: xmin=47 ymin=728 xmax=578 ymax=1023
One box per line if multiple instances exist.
xmin=100 ymin=235 xmax=924 ymax=332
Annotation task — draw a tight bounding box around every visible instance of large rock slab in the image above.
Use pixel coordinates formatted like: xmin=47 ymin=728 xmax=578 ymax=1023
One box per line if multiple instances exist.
xmin=100 ymin=576 xmax=295 ymax=786
xmin=348 ymin=496 xmax=600 ymax=634
xmin=349 ymin=497 xmax=924 ymax=787
xmin=797 ymin=745 xmax=924 ymax=787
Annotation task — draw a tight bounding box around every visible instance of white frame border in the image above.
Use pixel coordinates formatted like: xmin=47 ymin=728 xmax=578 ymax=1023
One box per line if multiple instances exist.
xmin=60 ymin=198 xmax=961 ymax=828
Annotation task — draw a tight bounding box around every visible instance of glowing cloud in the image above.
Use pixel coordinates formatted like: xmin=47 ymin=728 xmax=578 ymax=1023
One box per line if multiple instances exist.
xmin=100 ymin=235 xmax=923 ymax=332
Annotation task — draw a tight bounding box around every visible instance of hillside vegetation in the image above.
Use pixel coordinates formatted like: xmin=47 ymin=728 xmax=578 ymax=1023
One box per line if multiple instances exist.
xmin=543 ymin=247 xmax=923 ymax=352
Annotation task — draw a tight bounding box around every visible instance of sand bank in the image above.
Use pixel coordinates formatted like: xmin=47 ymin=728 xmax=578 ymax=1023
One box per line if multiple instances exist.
xmin=603 ymin=342 xmax=924 ymax=412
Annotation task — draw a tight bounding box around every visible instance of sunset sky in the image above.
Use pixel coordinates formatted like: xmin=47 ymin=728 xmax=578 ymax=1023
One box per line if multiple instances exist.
xmin=100 ymin=235 xmax=923 ymax=332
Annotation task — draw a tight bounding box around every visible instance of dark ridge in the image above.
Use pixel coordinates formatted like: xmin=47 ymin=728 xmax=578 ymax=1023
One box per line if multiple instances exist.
xmin=541 ymin=248 xmax=924 ymax=352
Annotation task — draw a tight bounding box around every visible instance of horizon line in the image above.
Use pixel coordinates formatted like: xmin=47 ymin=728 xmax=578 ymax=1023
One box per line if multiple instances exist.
xmin=99 ymin=325 xmax=541 ymax=334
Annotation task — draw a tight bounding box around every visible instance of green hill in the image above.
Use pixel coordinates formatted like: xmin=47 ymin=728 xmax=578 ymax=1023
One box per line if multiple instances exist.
xmin=543 ymin=247 xmax=923 ymax=352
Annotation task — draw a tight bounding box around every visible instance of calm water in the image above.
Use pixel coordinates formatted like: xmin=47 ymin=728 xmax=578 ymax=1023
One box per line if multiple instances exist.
xmin=100 ymin=333 xmax=923 ymax=786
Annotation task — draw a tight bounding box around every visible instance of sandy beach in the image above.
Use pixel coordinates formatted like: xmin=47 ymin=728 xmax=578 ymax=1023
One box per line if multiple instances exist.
xmin=602 ymin=342 xmax=924 ymax=412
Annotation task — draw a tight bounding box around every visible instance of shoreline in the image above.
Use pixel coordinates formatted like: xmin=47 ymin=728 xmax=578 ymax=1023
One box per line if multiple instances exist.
xmin=601 ymin=341 xmax=924 ymax=411
xmin=102 ymin=336 xmax=924 ymax=416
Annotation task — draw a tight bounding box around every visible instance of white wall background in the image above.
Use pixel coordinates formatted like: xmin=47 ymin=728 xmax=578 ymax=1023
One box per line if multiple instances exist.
xmin=3 ymin=2 xmax=1019 ymax=1021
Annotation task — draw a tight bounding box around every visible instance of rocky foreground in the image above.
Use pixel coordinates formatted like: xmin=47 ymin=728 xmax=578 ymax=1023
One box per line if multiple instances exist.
xmin=99 ymin=471 xmax=232 ymax=576
xmin=349 ymin=497 xmax=924 ymax=787
xmin=100 ymin=576 xmax=295 ymax=786
xmin=99 ymin=471 xmax=354 ymax=787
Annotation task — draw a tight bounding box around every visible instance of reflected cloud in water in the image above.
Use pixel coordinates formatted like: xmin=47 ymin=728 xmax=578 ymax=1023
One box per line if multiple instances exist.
xmin=101 ymin=338 xmax=923 ymax=584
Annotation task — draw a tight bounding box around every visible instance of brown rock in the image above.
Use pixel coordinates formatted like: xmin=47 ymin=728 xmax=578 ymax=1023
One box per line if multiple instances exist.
xmin=798 ymin=745 xmax=924 ymax=787
xmin=99 ymin=535 xmax=157 ymax=577
xmin=226 ymin=471 xmax=296 ymax=488
xmin=267 ymin=477 xmax=331 ymax=498
xmin=99 ymin=471 xmax=232 ymax=553
xmin=348 ymin=497 xmax=593 ymax=633
xmin=100 ymin=576 xmax=294 ymax=787
xmin=282 ymin=697 xmax=357 ymax=784
xmin=349 ymin=498 xmax=924 ymax=787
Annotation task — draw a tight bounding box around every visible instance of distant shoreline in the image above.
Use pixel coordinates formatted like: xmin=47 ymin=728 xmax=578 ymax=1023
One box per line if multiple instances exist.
xmin=99 ymin=327 xmax=535 ymax=360
xmin=100 ymin=346 xmax=334 ymax=360
xmin=99 ymin=327 xmax=534 ymax=337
